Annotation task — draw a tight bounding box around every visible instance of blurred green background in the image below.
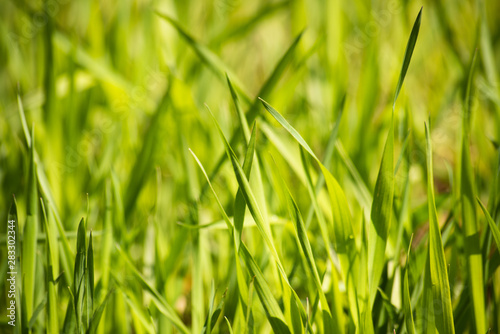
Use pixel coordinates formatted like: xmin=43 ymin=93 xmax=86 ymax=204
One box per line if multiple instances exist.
xmin=1 ymin=0 xmax=500 ymax=333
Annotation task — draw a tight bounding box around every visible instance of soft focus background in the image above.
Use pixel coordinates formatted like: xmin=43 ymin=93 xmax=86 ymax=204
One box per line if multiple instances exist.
xmin=1 ymin=0 xmax=500 ymax=333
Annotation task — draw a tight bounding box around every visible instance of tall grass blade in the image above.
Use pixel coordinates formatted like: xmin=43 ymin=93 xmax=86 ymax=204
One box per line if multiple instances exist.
xmin=234 ymin=124 xmax=257 ymax=250
xmin=393 ymin=8 xmax=422 ymax=110
xmin=40 ymin=199 xmax=59 ymax=334
xmin=239 ymin=245 xmax=291 ymax=334
xmin=278 ymin=173 xmax=340 ymax=333
xmin=425 ymin=122 xmax=455 ymax=333
xmin=260 ymin=98 xmax=359 ymax=325
xmin=22 ymin=125 xmax=38 ymax=322
xmin=367 ymin=116 xmax=394 ymax=308
xmin=460 ymin=47 xmax=486 ymax=334
xmin=403 ymin=235 xmax=416 ymax=334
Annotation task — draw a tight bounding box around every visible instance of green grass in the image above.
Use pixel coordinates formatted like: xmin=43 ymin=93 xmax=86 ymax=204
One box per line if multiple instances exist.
xmin=1 ymin=0 xmax=500 ymax=333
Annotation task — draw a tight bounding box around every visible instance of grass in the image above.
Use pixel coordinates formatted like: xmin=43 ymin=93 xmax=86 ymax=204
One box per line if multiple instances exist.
xmin=1 ymin=0 xmax=500 ymax=333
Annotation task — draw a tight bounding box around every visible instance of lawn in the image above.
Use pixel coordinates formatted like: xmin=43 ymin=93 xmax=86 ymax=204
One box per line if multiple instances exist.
xmin=1 ymin=0 xmax=500 ymax=333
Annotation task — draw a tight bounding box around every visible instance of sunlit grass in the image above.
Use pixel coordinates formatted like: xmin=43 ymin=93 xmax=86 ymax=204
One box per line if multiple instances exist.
xmin=1 ymin=0 xmax=500 ymax=333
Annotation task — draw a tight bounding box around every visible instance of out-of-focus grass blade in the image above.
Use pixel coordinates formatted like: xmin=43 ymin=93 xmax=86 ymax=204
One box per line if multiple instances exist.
xmin=120 ymin=289 xmax=155 ymax=334
xmin=246 ymin=31 xmax=304 ymax=123
xmin=22 ymin=125 xmax=38 ymax=321
xmin=403 ymin=235 xmax=415 ymax=334
xmin=87 ymin=290 xmax=113 ymax=334
xmin=124 ymin=81 xmax=171 ymax=218
xmin=18 ymin=96 xmax=74 ymax=285
xmin=115 ymin=245 xmax=189 ymax=334
xmin=54 ymin=32 xmax=134 ymax=92
xmin=424 ymin=122 xmax=455 ymax=333
xmin=211 ymin=1 xmax=289 ymax=44
xmin=393 ymin=8 xmax=422 ymax=110
xmin=304 ymin=96 xmax=345 ymax=227
xmin=460 ymin=47 xmax=486 ymax=334
xmin=155 ymin=11 xmax=251 ymax=103
xmin=477 ymin=199 xmax=500 ymax=254
xmin=28 ymin=295 xmax=47 ymax=330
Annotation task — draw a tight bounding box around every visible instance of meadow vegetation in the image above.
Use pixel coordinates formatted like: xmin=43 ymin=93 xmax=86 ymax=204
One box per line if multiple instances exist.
xmin=1 ymin=0 xmax=500 ymax=333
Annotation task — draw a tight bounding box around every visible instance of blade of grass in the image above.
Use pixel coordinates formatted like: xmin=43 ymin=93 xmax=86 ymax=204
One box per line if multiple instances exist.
xmin=299 ymin=147 xmax=344 ymax=331
xmin=239 ymin=245 xmax=291 ymax=334
xmin=40 ymin=199 xmax=59 ymax=334
xmin=22 ymin=125 xmax=38 ymax=322
xmin=234 ymin=123 xmax=257 ymax=250
xmin=87 ymin=290 xmax=114 ymax=334
xmin=477 ymin=199 xmax=500 ymax=255
xmin=74 ymin=218 xmax=87 ymax=333
xmin=367 ymin=115 xmax=394 ymax=309
xmin=278 ymin=170 xmax=341 ymax=333
xmin=87 ymin=232 xmax=94 ymax=330
xmin=260 ymin=97 xmax=360 ymax=326
xmin=460 ymin=47 xmax=486 ymax=334
xmin=425 ymin=122 xmax=455 ymax=333
xmin=393 ymin=7 xmax=422 ymax=110
xmin=189 ymin=146 xmax=296 ymax=334
xmin=404 ymin=235 xmax=416 ymax=334
xmin=115 ymin=245 xmax=189 ymax=334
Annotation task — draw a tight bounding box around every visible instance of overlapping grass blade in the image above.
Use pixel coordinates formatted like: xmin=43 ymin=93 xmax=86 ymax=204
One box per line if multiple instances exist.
xmin=22 ymin=125 xmax=38 ymax=322
xmin=367 ymin=116 xmax=394 ymax=308
xmin=460 ymin=47 xmax=486 ymax=334
xmin=87 ymin=290 xmax=113 ymax=334
xmin=259 ymin=98 xmax=359 ymax=326
xmin=239 ymin=245 xmax=291 ymax=334
xmin=40 ymin=199 xmax=59 ymax=334
xmin=299 ymin=148 xmax=344 ymax=330
xmin=403 ymin=235 xmax=415 ymax=334
xmin=278 ymin=172 xmax=341 ymax=333
xmin=207 ymin=106 xmax=287 ymax=280
xmin=190 ymin=136 xmax=295 ymax=334
xmin=115 ymin=245 xmax=189 ymax=334
xmin=424 ymin=122 xmax=455 ymax=333
xmin=197 ymin=32 xmax=305 ymax=205
xmin=18 ymin=95 xmax=74 ymax=285
xmin=234 ymin=124 xmax=257 ymax=249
